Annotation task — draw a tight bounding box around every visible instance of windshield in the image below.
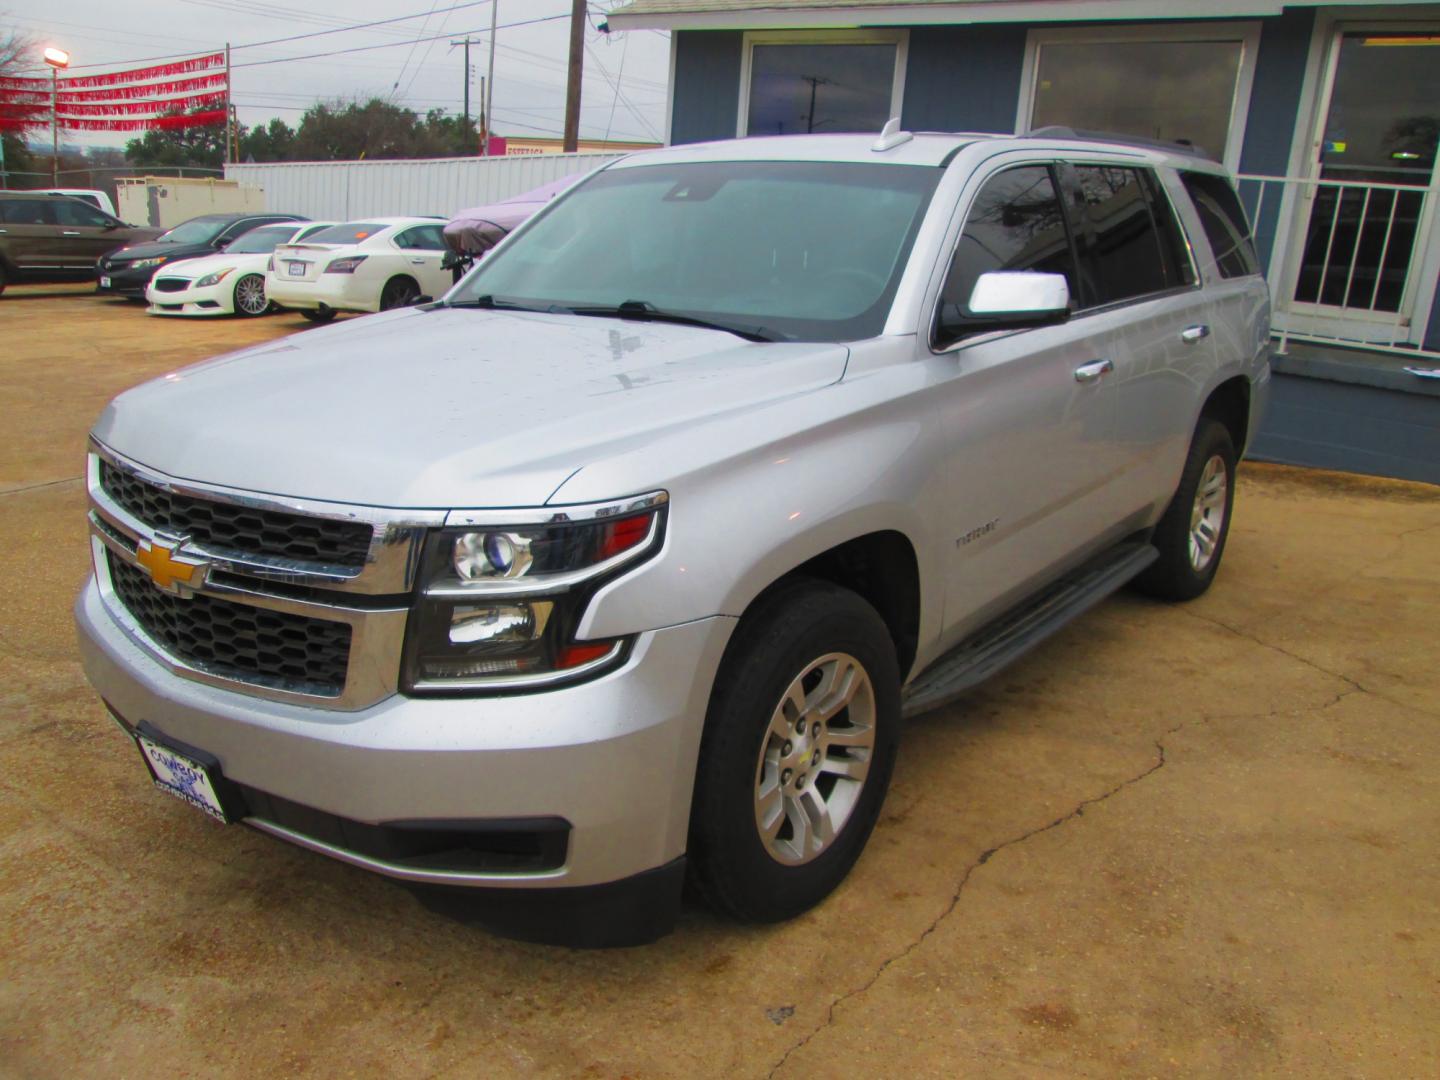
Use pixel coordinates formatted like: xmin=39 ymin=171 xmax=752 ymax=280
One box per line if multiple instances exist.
xmin=226 ymin=224 xmax=299 ymax=254
xmin=451 ymin=161 xmax=942 ymax=342
xmin=158 ymin=218 xmax=227 ymax=245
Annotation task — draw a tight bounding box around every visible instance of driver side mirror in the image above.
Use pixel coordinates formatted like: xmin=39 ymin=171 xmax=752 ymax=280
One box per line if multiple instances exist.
xmin=102 ymin=220 xmax=119 ymax=231
xmin=936 ymin=271 xmax=1071 ymax=346
xmin=214 ymin=237 xmax=231 ymax=249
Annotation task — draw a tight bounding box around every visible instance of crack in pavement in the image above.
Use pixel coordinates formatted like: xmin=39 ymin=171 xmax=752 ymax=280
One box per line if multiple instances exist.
xmin=764 ymin=730 xmax=1179 ymax=1079
xmin=1178 ymin=609 xmax=1440 ymax=721
xmin=0 ymin=476 xmax=83 ymax=498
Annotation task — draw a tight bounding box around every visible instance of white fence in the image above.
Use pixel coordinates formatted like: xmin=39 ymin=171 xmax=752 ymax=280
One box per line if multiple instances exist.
xmin=225 ymin=152 xmax=623 ymax=221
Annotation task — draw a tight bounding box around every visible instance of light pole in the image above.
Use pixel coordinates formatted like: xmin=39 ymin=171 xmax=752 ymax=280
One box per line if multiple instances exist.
xmin=43 ymin=46 xmax=70 ymax=186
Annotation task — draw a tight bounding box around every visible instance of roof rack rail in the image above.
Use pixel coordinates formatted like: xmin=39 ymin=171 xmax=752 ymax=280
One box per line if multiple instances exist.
xmin=1024 ymin=126 xmax=1214 ymax=161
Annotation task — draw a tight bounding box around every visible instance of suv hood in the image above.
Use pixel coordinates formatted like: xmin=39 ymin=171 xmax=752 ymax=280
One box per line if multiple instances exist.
xmin=93 ymin=307 xmax=849 ymax=508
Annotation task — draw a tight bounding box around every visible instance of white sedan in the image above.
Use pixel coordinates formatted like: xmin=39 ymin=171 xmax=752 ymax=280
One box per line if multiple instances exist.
xmin=265 ymin=217 xmax=452 ymax=323
xmin=144 ymin=221 xmax=336 ymax=317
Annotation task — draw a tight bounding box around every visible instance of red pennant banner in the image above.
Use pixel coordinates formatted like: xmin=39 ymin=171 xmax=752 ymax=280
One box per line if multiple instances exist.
xmin=57 ymin=74 xmax=227 ymax=102
xmin=57 ymin=52 xmax=225 ymax=90
xmin=58 ymin=91 xmax=227 ymax=118
xmin=58 ymin=108 xmax=226 ymax=133
xmin=0 ymin=75 xmax=48 ymax=90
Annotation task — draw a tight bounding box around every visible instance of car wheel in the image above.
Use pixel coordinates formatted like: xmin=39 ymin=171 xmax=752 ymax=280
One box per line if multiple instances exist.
xmin=300 ymin=306 xmax=337 ymax=324
xmin=232 ymin=273 xmax=268 ymax=317
xmin=379 ymin=276 xmax=419 ymax=311
xmin=688 ymin=579 xmax=900 ymax=922
xmin=1133 ymin=418 xmax=1237 ymax=602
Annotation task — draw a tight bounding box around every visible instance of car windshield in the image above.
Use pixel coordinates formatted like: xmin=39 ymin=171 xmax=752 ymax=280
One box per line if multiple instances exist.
xmin=451 ymin=160 xmax=943 ymax=342
xmin=158 ymin=218 xmax=227 ymax=245
xmin=300 ymin=222 xmax=387 ymax=245
xmin=226 ymin=225 xmax=299 ymax=254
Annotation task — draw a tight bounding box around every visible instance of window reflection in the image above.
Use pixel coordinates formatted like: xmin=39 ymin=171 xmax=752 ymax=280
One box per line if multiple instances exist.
xmin=747 ymin=43 xmax=896 ymax=136
xmin=1032 ymin=40 xmax=1244 ymax=159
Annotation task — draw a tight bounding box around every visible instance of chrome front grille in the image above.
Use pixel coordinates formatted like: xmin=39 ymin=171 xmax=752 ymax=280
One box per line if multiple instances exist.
xmin=100 ymin=460 xmax=374 ymax=568
xmin=107 ymin=551 xmax=353 ymax=695
xmin=87 ymin=441 xmax=444 ymax=710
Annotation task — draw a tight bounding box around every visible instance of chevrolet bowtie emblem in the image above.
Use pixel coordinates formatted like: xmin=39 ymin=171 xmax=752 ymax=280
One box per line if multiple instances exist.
xmin=136 ymin=541 xmax=205 ymax=594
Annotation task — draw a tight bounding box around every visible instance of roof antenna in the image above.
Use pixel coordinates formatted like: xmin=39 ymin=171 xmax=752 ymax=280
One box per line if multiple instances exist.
xmin=872 ymin=117 xmax=913 ymax=152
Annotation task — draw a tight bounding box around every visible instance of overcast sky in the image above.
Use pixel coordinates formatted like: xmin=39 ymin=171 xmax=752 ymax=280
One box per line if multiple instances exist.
xmin=4 ymin=0 xmax=670 ymax=148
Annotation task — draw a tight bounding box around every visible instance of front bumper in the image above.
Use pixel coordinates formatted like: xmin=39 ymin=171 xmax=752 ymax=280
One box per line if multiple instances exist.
xmin=146 ymin=277 xmax=229 ymax=315
xmin=76 ymin=577 xmax=734 ymax=892
xmin=98 ymin=265 xmax=161 ymax=297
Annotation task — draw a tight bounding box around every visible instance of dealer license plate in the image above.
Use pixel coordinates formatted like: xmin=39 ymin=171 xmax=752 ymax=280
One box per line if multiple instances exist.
xmin=100 ymin=276 xmax=111 ymax=288
xmin=287 ymin=261 xmax=306 ymax=277
xmin=137 ymin=734 xmax=231 ymax=823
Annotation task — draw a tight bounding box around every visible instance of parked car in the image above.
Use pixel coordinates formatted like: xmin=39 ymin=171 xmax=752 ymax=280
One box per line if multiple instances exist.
xmin=265 ymin=217 xmax=450 ymax=322
xmin=442 ymin=176 xmax=576 ymax=282
xmin=145 ymin=221 xmax=338 ymax=317
xmin=75 ymin=129 xmax=1270 ymax=947
xmin=97 ymin=212 xmax=307 ymax=299
xmin=0 ymin=192 xmax=160 ymax=295
xmin=0 ymin=187 xmax=119 ymax=217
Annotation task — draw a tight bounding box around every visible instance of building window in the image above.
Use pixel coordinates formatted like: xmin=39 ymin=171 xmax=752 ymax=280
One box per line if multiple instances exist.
xmin=739 ymin=31 xmax=907 ymax=138
xmin=1019 ymin=25 xmax=1259 ymax=171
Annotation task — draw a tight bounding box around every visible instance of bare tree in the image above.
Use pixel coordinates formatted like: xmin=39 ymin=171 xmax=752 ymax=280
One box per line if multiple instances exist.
xmin=0 ymin=25 xmax=40 ymax=77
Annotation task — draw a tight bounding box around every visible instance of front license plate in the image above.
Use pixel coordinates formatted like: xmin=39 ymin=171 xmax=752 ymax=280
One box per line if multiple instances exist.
xmin=287 ymin=261 xmax=306 ymax=277
xmin=100 ymin=275 xmax=111 ymax=288
xmin=137 ymin=734 xmax=232 ymax=823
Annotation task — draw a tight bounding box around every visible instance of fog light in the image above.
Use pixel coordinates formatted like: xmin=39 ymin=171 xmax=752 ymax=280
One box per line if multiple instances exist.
xmin=448 ymin=601 xmax=551 ymax=645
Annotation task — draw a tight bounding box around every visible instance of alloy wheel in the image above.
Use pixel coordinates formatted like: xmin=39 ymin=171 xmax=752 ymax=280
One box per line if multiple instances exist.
xmin=752 ymin=652 xmax=877 ymax=866
xmin=1188 ymin=453 xmax=1228 ymax=571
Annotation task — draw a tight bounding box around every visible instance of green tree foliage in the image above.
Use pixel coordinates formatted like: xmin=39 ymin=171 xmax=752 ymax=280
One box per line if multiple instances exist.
xmin=238 ymin=116 xmax=295 ymax=163
xmin=124 ymin=114 xmax=226 ymax=169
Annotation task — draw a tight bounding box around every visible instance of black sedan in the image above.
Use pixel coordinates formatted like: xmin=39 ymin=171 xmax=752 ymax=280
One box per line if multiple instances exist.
xmin=97 ymin=212 xmax=306 ymax=298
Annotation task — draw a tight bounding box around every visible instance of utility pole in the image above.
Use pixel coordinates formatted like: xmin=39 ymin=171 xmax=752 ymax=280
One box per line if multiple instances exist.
xmin=478 ymin=76 xmax=486 ymax=153
xmin=482 ymin=1 xmax=497 ymax=157
xmin=802 ymin=75 xmax=830 ymax=134
xmin=450 ymin=36 xmax=478 ymax=139
xmin=563 ymin=0 xmax=584 ymax=152
xmin=224 ymin=43 xmax=232 ymax=164
xmin=51 ymin=66 xmax=58 ymax=184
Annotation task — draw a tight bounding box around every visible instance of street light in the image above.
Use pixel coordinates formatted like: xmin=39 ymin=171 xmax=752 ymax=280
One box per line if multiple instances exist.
xmin=44 ymin=47 xmax=70 ymax=186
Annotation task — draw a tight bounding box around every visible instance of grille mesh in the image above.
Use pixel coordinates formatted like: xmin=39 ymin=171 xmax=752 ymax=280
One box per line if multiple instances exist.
xmin=107 ymin=551 xmax=352 ymax=694
xmin=100 ymin=461 xmax=373 ymax=568
xmin=152 ymin=279 xmax=189 ymax=293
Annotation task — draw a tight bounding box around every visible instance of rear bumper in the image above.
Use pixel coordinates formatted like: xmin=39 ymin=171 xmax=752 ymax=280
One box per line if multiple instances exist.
xmin=75 ymin=577 xmax=735 ymax=896
xmin=267 ymin=274 xmax=377 ymax=313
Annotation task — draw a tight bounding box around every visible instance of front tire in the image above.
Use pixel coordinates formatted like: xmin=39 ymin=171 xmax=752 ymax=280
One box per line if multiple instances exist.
xmin=688 ymin=580 xmax=901 ymax=922
xmin=232 ymin=273 xmax=268 ymax=316
xmin=1134 ymin=418 xmax=1237 ymax=601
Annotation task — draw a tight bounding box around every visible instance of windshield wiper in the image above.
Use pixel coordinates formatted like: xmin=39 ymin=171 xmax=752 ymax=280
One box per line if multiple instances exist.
xmin=568 ymin=300 xmax=780 ymax=343
xmin=444 ymin=294 xmax=573 ymax=314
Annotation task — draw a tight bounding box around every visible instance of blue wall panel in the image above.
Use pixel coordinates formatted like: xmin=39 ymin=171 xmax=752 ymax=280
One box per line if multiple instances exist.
xmin=901 ymin=26 xmax=1028 ymax=133
xmin=671 ymin=32 xmax=743 ymax=145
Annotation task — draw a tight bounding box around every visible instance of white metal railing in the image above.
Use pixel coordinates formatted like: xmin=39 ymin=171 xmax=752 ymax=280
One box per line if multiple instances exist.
xmin=1235 ymin=171 xmax=1440 ymax=360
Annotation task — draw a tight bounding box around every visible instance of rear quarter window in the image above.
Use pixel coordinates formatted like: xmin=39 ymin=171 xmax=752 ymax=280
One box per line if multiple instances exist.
xmin=1181 ymin=172 xmax=1260 ymax=278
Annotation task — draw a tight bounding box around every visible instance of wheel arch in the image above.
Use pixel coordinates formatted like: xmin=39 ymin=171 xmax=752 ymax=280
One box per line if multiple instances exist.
xmin=1199 ymin=375 xmax=1251 ymax=455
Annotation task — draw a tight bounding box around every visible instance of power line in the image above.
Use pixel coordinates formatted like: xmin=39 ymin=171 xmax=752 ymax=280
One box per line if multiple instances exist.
xmin=235 ymin=0 xmax=493 ymax=51
xmin=230 ymin=14 xmax=568 ymax=69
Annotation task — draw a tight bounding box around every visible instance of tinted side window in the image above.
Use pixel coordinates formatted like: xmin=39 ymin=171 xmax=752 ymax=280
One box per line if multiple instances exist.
xmin=1141 ymin=172 xmax=1197 ymax=288
xmin=54 ymin=199 xmax=113 ymax=228
xmin=396 ymin=225 xmax=446 ymax=250
xmin=1181 ymin=171 xmax=1259 ymax=278
xmin=936 ymin=165 xmax=1078 ymax=343
xmin=0 ymin=199 xmax=56 ymax=225
xmin=1073 ymin=165 xmax=1173 ymax=304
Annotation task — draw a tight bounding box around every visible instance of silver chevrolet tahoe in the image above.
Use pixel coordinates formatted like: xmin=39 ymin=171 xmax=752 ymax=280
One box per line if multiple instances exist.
xmin=76 ymin=128 xmax=1270 ymax=946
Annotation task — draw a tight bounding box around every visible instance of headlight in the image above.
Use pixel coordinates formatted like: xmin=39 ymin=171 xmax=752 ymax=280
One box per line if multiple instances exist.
xmin=132 ymin=257 xmax=166 ymax=269
xmin=402 ymin=492 xmax=667 ymax=692
xmin=324 ymin=255 xmax=367 ymax=274
xmin=195 ymin=268 xmax=234 ymax=288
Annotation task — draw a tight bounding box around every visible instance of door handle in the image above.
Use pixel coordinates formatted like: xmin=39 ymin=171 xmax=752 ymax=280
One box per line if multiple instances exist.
xmin=409 ymin=258 xmax=426 ymax=265
xmin=62 ymin=230 xmax=82 ymax=236
xmin=1180 ymin=324 xmax=1210 ymax=343
xmin=1074 ymin=359 xmax=1113 ymax=383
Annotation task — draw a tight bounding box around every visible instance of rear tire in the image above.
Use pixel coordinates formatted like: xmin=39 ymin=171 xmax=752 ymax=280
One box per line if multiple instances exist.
xmin=379 ymin=276 xmax=419 ymax=310
xmin=232 ymin=273 xmax=268 ymax=317
xmin=688 ymin=579 xmax=901 ymax=922
xmin=1133 ymin=418 xmax=1237 ymax=602
xmin=300 ymin=306 xmax=336 ymax=324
